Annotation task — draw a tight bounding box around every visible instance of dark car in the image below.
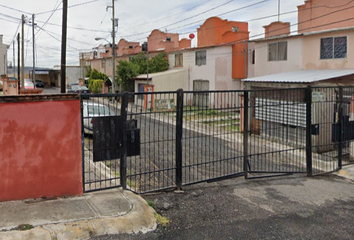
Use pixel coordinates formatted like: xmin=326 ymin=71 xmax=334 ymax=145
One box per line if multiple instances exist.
xmin=35 ymin=80 xmax=44 ymax=88
xmin=68 ymin=85 xmax=90 ymax=98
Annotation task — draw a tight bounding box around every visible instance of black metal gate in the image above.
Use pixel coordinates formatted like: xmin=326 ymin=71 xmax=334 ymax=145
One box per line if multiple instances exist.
xmin=81 ymin=87 xmax=354 ymax=193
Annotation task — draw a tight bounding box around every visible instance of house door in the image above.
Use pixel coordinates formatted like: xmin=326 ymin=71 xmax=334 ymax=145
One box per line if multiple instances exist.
xmin=193 ymin=80 xmax=209 ymax=107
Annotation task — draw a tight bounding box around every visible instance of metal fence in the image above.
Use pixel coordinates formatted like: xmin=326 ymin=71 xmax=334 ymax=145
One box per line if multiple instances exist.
xmin=81 ymin=94 xmax=123 ymax=192
xmin=81 ymin=86 xmax=354 ymax=193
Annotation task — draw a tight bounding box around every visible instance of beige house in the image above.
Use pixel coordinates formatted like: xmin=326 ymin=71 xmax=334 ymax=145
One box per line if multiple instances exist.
xmin=246 ymin=0 xmax=354 ymax=86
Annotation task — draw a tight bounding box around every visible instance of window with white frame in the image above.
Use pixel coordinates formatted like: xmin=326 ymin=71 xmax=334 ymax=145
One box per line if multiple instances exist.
xmin=175 ymin=53 xmax=183 ymax=67
xmin=101 ymin=59 xmax=106 ymax=68
xmin=268 ymin=41 xmax=287 ymax=61
xmin=195 ymin=50 xmax=206 ymax=66
xmin=320 ymin=36 xmax=347 ymax=59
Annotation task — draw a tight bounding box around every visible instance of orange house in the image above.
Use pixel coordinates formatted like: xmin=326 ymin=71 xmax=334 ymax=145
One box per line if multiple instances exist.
xmin=197 ymin=17 xmax=249 ymax=79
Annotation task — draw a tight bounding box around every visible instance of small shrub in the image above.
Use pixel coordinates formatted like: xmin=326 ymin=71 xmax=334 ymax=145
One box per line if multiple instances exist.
xmin=91 ymin=80 xmax=104 ymax=93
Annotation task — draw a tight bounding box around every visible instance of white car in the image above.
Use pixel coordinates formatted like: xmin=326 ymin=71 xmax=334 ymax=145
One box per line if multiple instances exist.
xmin=83 ymin=102 xmax=114 ymax=135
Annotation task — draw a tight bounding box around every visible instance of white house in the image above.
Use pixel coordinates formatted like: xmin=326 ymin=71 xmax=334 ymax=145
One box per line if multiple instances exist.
xmin=0 ymin=35 xmax=9 ymax=76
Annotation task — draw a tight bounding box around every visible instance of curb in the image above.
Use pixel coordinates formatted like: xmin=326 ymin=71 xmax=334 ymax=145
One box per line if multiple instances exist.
xmin=0 ymin=191 xmax=157 ymax=240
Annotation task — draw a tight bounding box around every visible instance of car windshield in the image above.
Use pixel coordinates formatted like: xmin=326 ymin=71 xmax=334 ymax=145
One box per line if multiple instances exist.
xmin=25 ymin=82 xmax=34 ymax=86
xmin=73 ymin=86 xmax=88 ymax=90
xmin=87 ymin=105 xmax=111 ymax=115
xmin=35 ymin=80 xmax=42 ymax=83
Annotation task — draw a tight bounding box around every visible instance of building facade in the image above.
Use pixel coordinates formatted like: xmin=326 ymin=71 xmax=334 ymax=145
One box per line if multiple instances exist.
xmin=0 ymin=35 xmax=9 ymax=76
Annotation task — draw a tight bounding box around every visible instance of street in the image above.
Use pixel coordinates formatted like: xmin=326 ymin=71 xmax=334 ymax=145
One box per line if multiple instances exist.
xmin=92 ymin=174 xmax=354 ymax=240
xmin=41 ymin=87 xmax=61 ymax=94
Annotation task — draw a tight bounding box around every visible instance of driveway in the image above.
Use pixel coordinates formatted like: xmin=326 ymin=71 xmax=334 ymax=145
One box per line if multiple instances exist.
xmin=92 ymin=174 xmax=354 ymax=240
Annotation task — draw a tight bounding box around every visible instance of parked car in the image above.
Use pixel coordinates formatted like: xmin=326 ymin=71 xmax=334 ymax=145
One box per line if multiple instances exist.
xmin=0 ymin=80 xmax=2 ymax=91
xmin=82 ymin=102 xmax=114 ymax=135
xmin=67 ymin=85 xmax=91 ymax=99
xmin=67 ymin=80 xmax=79 ymax=91
xmin=35 ymin=80 xmax=44 ymax=88
xmin=22 ymin=82 xmax=35 ymax=89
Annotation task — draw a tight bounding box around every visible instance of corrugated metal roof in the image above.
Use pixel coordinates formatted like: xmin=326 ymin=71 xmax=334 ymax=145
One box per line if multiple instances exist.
xmin=243 ymin=69 xmax=354 ymax=83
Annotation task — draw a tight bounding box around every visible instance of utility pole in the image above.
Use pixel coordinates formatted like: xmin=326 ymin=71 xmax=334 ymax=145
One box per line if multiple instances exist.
xmin=81 ymin=53 xmax=84 ymax=79
xmin=107 ymin=0 xmax=117 ymax=93
xmin=278 ymin=0 xmax=280 ymax=21
xmin=12 ymin=41 xmax=15 ymax=77
xmin=21 ymin=14 xmax=25 ymax=88
xmin=147 ymin=51 xmax=149 ymax=84
xmin=111 ymin=0 xmax=116 ymax=93
xmin=32 ymin=14 xmax=35 ymax=83
xmin=61 ymin=0 xmax=68 ymax=93
xmin=17 ymin=33 xmax=20 ymax=84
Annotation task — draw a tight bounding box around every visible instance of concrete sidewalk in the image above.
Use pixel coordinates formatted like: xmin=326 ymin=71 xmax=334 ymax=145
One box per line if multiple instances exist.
xmin=334 ymin=164 xmax=354 ymax=181
xmin=0 ymin=189 xmax=156 ymax=240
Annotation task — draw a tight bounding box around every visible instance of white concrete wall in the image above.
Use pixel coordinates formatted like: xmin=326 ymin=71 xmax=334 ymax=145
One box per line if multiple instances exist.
xmin=134 ymin=68 xmax=189 ymax=108
xmin=254 ymin=37 xmax=303 ymax=77
xmin=0 ymin=35 xmax=8 ymax=76
xmin=66 ymin=66 xmax=84 ymax=85
xmin=169 ymin=46 xmax=243 ymax=91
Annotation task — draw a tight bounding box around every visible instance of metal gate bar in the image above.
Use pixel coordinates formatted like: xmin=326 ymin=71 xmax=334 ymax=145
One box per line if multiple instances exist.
xmin=81 ymin=87 xmax=354 ymax=193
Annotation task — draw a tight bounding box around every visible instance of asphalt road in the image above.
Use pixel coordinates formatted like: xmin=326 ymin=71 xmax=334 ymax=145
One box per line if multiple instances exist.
xmin=41 ymin=87 xmax=61 ymax=94
xmin=92 ymin=174 xmax=354 ymax=240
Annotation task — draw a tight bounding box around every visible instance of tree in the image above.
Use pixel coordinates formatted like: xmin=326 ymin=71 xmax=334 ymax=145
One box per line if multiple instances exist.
xmin=130 ymin=51 xmax=169 ymax=75
xmin=87 ymin=68 xmax=108 ymax=92
xmin=130 ymin=53 xmax=148 ymax=74
xmin=84 ymin=65 xmax=92 ymax=78
xmin=149 ymin=52 xmax=169 ymax=73
xmin=116 ymin=60 xmax=139 ymax=90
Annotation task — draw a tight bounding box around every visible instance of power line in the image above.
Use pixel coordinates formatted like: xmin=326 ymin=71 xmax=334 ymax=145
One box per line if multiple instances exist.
xmin=124 ymin=0 xmax=221 ymax=31
xmin=34 ymin=20 xmax=110 ymax=33
xmin=131 ymin=1 xmax=354 ymax=44
xmin=35 ymin=1 xmax=62 ymax=39
xmin=0 ymin=3 xmax=31 ymax=15
xmin=0 ymin=12 xmax=21 ymax=22
xmin=36 ymin=0 xmax=104 ymax=15
xmin=123 ymin=0 xmax=266 ymax=39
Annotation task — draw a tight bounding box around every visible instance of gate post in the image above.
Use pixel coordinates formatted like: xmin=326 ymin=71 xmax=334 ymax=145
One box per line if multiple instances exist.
xmin=176 ymin=89 xmax=184 ymax=190
xmin=305 ymin=86 xmax=313 ymax=176
xmin=243 ymin=91 xmax=249 ymax=179
xmin=338 ymin=87 xmax=343 ymax=170
xmin=80 ymin=95 xmax=86 ymax=192
xmin=120 ymin=92 xmax=129 ymax=190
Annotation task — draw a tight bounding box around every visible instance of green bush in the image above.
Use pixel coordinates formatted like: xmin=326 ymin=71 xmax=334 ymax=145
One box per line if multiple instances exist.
xmin=88 ymin=79 xmax=94 ymax=92
xmin=92 ymin=80 xmax=104 ymax=93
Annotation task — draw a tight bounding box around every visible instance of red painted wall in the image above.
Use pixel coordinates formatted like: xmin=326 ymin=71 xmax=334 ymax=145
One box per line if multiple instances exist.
xmin=0 ymin=98 xmax=83 ymax=202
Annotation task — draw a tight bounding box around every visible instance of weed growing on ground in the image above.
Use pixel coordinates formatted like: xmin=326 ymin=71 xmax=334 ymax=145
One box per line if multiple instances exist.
xmin=154 ymin=213 xmax=170 ymax=227
xmin=11 ymin=224 xmax=34 ymax=231
xmin=146 ymin=200 xmax=157 ymax=210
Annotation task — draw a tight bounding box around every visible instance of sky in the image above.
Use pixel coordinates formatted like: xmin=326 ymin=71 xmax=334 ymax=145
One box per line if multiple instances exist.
xmin=0 ymin=0 xmax=306 ymax=68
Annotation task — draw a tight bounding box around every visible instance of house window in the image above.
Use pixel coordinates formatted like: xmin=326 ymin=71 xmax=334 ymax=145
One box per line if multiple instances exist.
xmin=101 ymin=59 xmax=106 ymax=68
xmin=109 ymin=58 xmax=112 ymax=66
xmin=320 ymin=36 xmax=347 ymax=59
xmin=252 ymin=50 xmax=255 ymax=64
xmin=195 ymin=50 xmax=206 ymax=66
xmin=175 ymin=53 xmax=183 ymax=67
xmin=268 ymin=41 xmax=287 ymax=61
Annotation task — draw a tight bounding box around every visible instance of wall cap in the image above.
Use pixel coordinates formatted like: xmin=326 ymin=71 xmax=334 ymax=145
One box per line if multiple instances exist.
xmin=0 ymin=94 xmax=80 ymax=103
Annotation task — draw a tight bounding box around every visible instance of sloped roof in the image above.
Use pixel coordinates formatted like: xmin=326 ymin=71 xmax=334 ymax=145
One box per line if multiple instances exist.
xmin=243 ymin=69 xmax=354 ymax=83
